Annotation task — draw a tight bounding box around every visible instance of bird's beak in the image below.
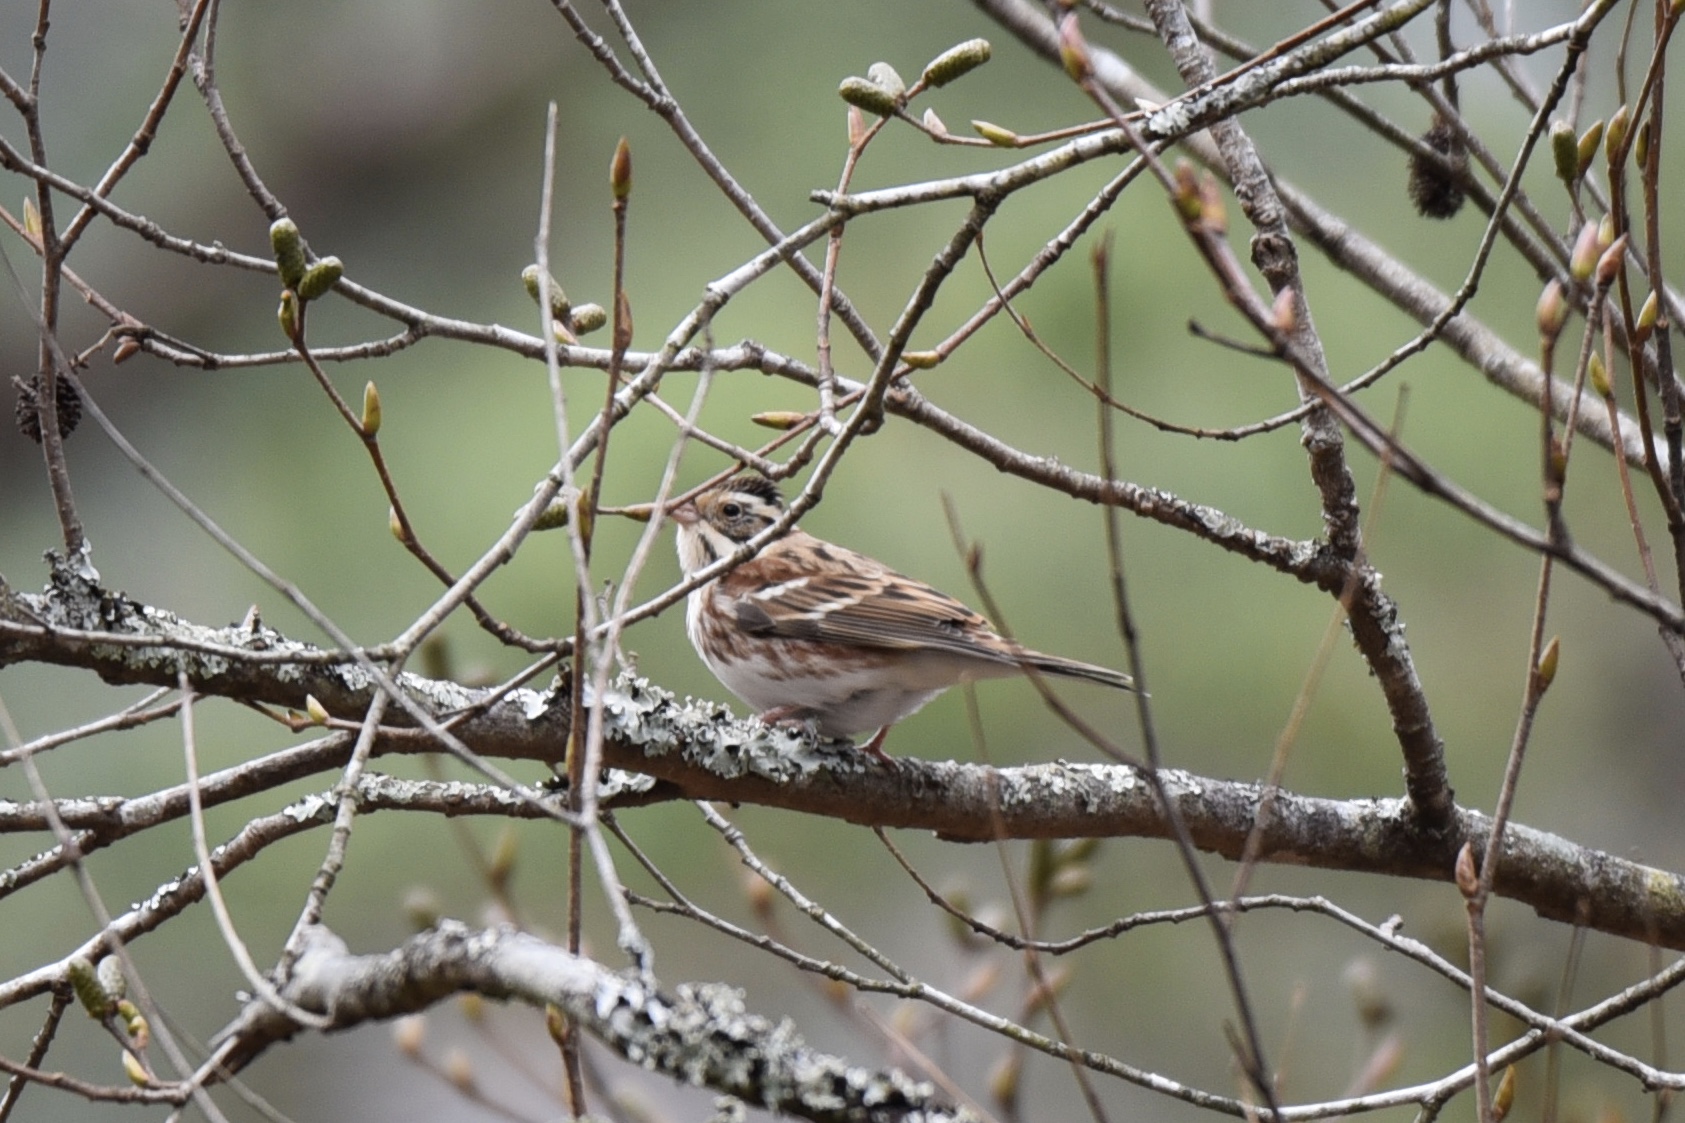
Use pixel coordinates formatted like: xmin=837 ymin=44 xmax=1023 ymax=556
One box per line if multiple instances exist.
xmin=667 ymin=498 xmax=698 ymax=526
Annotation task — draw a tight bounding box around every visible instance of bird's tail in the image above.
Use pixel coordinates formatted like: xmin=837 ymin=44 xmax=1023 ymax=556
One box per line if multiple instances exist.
xmin=1028 ymin=653 xmax=1136 ymax=692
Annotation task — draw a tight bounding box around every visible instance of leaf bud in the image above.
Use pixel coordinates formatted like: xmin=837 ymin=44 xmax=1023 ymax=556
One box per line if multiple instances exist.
xmin=361 ymin=381 xmax=381 ymax=436
xmin=1589 ymin=352 xmax=1612 ymax=398
xmin=1057 ymin=14 xmax=1092 ymax=82
xmin=1595 ymin=233 xmax=1628 ymax=289
xmin=1576 ymin=120 xmax=1604 ymax=176
xmin=277 ymin=289 xmax=300 ymax=342
xmin=1605 ymin=104 xmax=1630 ymax=166
xmin=122 ymin=1050 xmax=149 ymax=1087
xmin=1536 ymin=635 xmax=1561 ymax=692
xmin=610 ymin=136 xmax=632 ymax=200
xmin=902 ymin=349 xmax=941 ymax=369
xmin=304 ymin=694 xmax=330 ymax=725
xmin=751 ymin=410 xmax=808 ymax=431
xmin=1569 ymin=222 xmax=1600 ymax=283
xmin=1492 ymin=1065 xmax=1517 ymax=1122
xmin=971 ymin=120 xmax=1019 ymax=146
xmin=1636 ymin=291 xmax=1659 ymax=344
xmin=1455 ymin=841 xmax=1479 ymax=898
xmin=1535 ymin=279 xmax=1568 ymax=339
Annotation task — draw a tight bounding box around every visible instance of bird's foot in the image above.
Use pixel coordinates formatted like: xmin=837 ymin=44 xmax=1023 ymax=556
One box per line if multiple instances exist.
xmin=858 ymin=727 xmax=898 ymax=767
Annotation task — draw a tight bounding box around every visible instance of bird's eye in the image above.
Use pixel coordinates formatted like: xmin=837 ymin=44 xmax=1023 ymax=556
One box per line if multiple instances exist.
xmin=721 ymin=502 xmax=742 ymax=518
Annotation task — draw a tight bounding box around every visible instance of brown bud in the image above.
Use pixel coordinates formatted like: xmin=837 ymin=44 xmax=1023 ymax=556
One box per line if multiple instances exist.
xmin=1596 ymin=233 xmax=1628 ymax=289
xmin=1455 ymin=841 xmax=1479 ymax=898
xmin=1272 ymin=287 xmax=1298 ymax=336
xmin=113 ymin=336 xmax=141 ymax=364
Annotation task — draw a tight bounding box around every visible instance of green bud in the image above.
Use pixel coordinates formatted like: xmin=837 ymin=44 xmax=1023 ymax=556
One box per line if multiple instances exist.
xmin=902 ymin=349 xmax=941 ymax=369
xmin=305 ymin=695 xmax=329 ymax=725
xmin=1636 ymin=291 xmax=1659 ymax=344
xmin=1536 ymin=635 xmax=1561 ymax=691
xmin=971 ymin=119 xmax=1019 ymax=146
xmin=1576 ymin=120 xmax=1604 ymax=177
xmin=1606 ymin=104 xmax=1631 ymax=166
xmin=610 ymin=136 xmax=632 ymax=200
xmin=521 ymin=265 xmax=571 ymax=320
xmin=296 ymin=256 xmax=343 ymax=302
xmin=277 ymin=289 xmax=300 ymax=341
xmin=1589 ymin=352 xmax=1612 ymax=398
xmin=270 ymin=218 xmax=307 ymax=289
xmin=1058 ymin=14 xmax=1092 ymax=82
xmin=922 ymin=39 xmax=991 ymax=88
xmin=361 ymin=381 xmax=381 ymax=436
xmin=838 ymin=75 xmax=899 ymax=118
xmin=68 ymin=956 xmax=113 ymax=1018
xmin=1550 ymin=121 xmax=1577 ymax=185
xmin=751 ymin=410 xmax=808 ymax=430
xmin=568 ymin=302 xmax=607 ymax=335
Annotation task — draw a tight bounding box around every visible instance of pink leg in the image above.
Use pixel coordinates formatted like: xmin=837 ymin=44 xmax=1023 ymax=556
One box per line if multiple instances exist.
xmin=859 ymin=726 xmax=897 ymax=766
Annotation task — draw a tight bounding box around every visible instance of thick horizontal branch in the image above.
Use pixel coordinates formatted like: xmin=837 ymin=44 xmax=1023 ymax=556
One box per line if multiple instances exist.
xmin=4 ymin=571 xmax=1683 ymax=949
xmin=217 ymin=921 xmax=969 ymax=1122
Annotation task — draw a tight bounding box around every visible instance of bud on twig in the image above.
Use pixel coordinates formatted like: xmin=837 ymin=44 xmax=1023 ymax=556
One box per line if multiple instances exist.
xmin=1605 ymin=104 xmax=1631 ymax=167
xmin=1636 ymin=291 xmax=1659 ymax=344
xmin=361 ymin=381 xmax=381 ymax=436
xmin=521 ymin=265 xmax=571 ymax=320
xmin=971 ymin=120 xmax=1019 ymax=146
xmin=922 ymin=39 xmax=991 ymax=88
xmin=751 ymin=410 xmax=808 ymax=431
xmin=1536 ymin=635 xmax=1561 ymax=692
xmin=1576 ymin=120 xmax=1604 ymax=177
xmin=1595 ymin=233 xmax=1628 ymax=289
xmin=1569 ymin=222 xmax=1600 ymax=283
xmin=610 ymin=136 xmax=632 ymax=200
xmin=1057 ymin=14 xmax=1092 ymax=83
xmin=296 ymin=256 xmax=343 ymax=302
xmin=1492 ymin=1065 xmax=1517 ymax=1122
xmin=838 ymin=75 xmax=900 ymax=117
xmin=1535 ymin=279 xmax=1568 ymax=339
xmin=1550 ymin=120 xmax=1577 ymax=186
xmin=1455 ymin=841 xmax=1479 ymax=898
xmin=270 ymin=218 xmax=307 ymax=289
xmin=1589 ymin=352 xmax=1612 ymax=398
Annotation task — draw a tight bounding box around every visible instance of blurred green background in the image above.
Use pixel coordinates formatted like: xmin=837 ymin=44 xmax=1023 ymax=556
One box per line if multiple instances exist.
xmin=3 ymin=1 xmax=1684 ymax=1120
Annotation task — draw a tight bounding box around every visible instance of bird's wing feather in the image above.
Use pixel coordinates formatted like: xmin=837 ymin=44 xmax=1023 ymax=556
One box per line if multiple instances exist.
xmin=722 ymin=536 xmax=1015 ymax=661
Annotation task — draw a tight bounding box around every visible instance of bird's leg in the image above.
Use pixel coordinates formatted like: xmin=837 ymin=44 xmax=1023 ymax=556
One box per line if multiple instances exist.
xmin=859 ymin=726 xmax=897 ymax=766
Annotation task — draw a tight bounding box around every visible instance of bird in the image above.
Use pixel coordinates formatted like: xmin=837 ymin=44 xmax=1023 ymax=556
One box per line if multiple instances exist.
xmin=668 ymin=473 xmax=1135 ymax=762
